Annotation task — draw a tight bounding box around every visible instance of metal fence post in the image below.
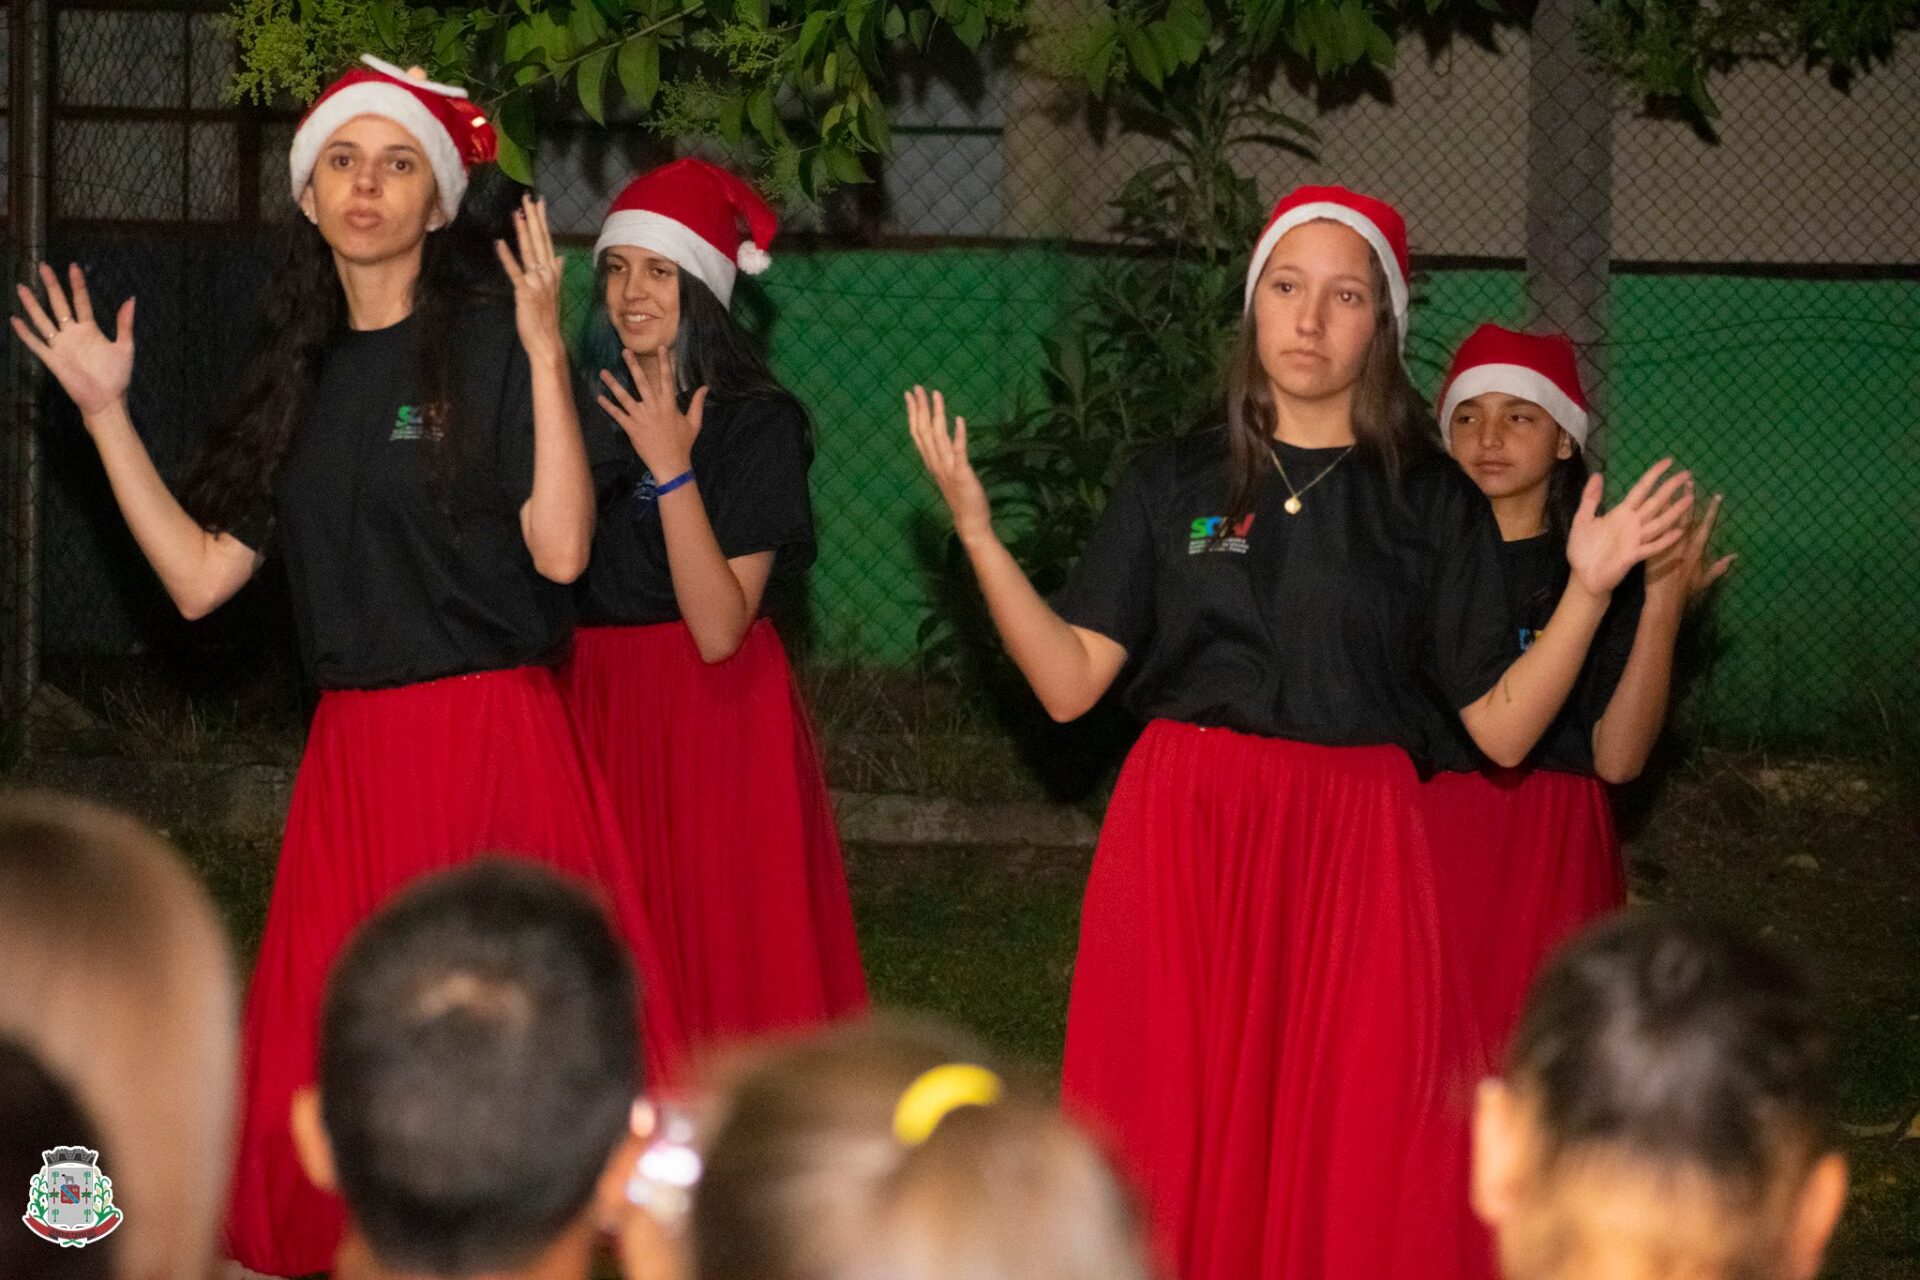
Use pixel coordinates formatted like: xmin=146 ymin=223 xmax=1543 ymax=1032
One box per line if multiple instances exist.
xmin=4 ymin=0 xmax=52 ymax=742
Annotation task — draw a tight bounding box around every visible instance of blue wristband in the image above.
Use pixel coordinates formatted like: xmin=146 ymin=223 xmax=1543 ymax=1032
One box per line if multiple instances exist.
xmin=654 ymin=468 xmax=695 ymax=497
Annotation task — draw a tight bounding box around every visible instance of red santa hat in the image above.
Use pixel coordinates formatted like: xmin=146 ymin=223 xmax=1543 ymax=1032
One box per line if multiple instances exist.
xmin=288 ymin=55 xmax=498 ymax=224
xmin=1438 ymin=323 xmax=1592 ymax=448
xmin=1244 ymin=184 xmax=1411 ymax=350
xmin=594 ymin=159 xmax=778 ymax=308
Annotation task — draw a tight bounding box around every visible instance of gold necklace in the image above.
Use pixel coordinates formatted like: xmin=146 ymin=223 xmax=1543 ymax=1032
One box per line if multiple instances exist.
xmin=1269 ymin=443 xmax=1356 ymax=515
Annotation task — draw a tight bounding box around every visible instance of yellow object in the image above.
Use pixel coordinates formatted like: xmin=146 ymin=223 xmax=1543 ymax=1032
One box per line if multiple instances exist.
xmin=892 ymin=1063 xmax=1004 ymax=1146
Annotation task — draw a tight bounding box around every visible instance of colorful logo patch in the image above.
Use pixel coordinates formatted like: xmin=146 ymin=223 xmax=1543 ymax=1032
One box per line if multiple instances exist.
xmin=23 ymin=1147 xmax=123 ymax=1248
xmin=1188 ymin=513 xmax=1255 ymax=555
xmin=390 ymin=404 xmax=430 ymax=441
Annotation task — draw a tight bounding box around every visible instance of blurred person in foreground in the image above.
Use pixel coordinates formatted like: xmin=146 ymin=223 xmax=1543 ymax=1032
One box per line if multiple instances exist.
xmin=0 ymin=790 xmax=240 ymax=1280
xmin=665 ymin=1014 xmax=1154 ymax=1280
xmin=1472 ymin=910 xmax=1847 ymax=1280
xmin=288 ymin=858 xmax=671 ymax=1280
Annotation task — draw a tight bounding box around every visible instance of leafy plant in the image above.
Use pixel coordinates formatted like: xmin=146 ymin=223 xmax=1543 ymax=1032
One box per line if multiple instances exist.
xmin=1582 ymin=0 xmax=1920 ymax=121
xmin=227 ymin=0 xmax=1024 ymax=199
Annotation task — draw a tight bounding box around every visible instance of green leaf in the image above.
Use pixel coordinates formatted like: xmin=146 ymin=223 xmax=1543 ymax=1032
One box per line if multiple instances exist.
xmin=1335 ymin=2 xmax=1371 ymax=66
xmin=370 ymin=2 xmax=399 ymax=50
xmin=800 ymin=10 xmax=833 ymax=59
xmin=1121 ymin=25 xmax=1164 ymax=87
xmin=434 ymin=16 xmax=468 ymax=61
xmin=1365 ymin=23 xmax=1396 ymax=68
xmin=1084 ymin=29 xmax=1117 ymax=95
xmin=824 ymin=143 xmax=869 ymax=184
xmin=719 ymin=92 xmax=746 ymax=146
xmin=494 ymin=128 xmax=533 ymax=184
xmin=951 ymin=2 xmax=986 ymax=48
xmin=883 ymin=4 xmax=906 ymax=39
xmin=844 ymin=0 xmax=876 ymax=41
xmin=822 ymin=48 xmax=839 ymax=86
xmin=907 ymin=7 xmax=933 ymax=47
xmin=505 ymin=19 xmax=535 ymax=63
xmin=571 ymin=0 xmax=607 ymax=47
xmin=617 ymin=34 xmax=661 ymax=107
xmin=747 ymin=84 xmax=778 ymax=142
xmin=576 ymin=46 xmax=612 ymax=122
xmin=493 ymin=96 xmax=536 ymax=184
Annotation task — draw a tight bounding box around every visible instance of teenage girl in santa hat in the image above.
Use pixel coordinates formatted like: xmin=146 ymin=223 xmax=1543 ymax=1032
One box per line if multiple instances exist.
xmin=907 ymin=185 xmax=1698 ymax=1280
xmin=1423 ymin=323 xmax=1732 ymax=1049
xmin=559 ymin=158 xmax=866 ymax=1046
xmin=11 ymin=56 xmax=685 ymax=1278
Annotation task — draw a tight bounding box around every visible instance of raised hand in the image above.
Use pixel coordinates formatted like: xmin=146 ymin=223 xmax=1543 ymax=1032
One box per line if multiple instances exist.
xmin=1646 ymin=490 xmax=1735 ymax=603
xmin=904 ymin=386 xmax=992 ymax=543
xmin=12 ymin=263 xmax=135 ymax=418
xmin=495 ymin=193 xmax=565 ymax=362
xmin=597 ymin=345 xmax=705 ymax=481
xmin=1566 ymin=458 xmax=1695 ymax=598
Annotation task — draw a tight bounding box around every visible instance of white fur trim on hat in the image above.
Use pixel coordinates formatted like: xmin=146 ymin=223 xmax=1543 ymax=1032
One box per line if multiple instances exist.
xmin=289 ymin=82 xmax=469 ymax=223
xmin=595 ymin=209 xmax=740 ymax=307
xmin=1440 ymin=363 xmax=1591 ymax=448
xmin=1243 ymin=202 xmax=1409 ymax=349
xmin=359 ymin=54 xmax=470 ymax=99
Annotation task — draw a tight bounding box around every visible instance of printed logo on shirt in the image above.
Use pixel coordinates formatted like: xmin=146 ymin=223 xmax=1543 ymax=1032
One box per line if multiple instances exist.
xmin=632 ymin=471 xmax=659 ymax=504
xmin=1188 ymin=513 xmax=1255 ymax=555
xmin=389 ymin=404 xmax=445 ymax=442
xmin=1518 ymin=625 xmax=1540 ymax=652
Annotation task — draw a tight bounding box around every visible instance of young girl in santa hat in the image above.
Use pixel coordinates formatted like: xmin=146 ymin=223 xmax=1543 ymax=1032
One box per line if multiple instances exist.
xmin=907 ymin=185 xmax=1697 ymax=1280
xmin=11 ymin=56 xmax=685 ymax=1278
xmin=1423 ymin=324 xmax=1732 ymax=1050
xmin=560 ymin=158 xmax=866 ymax=1048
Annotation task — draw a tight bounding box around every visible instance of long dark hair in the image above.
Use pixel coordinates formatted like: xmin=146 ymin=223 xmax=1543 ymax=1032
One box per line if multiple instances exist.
xmin=1219 ymin=252 xmax=1439 ymax=532
xmin=585 ymin=258 xmax=810 ymax=451
xmin=180 ymin=177 xmax=515 ymax=532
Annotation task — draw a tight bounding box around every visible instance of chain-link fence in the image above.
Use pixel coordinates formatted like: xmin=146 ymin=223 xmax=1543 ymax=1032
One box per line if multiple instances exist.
xmin=4 ymin=0 xmax=1917 ymax=757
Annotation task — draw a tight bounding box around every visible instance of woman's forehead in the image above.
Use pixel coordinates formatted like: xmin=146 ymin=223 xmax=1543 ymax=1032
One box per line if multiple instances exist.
xmin=606 ymin=246 xmax=680 ymax=272
xmin=322 ymin=114 xmax=426 ymax=153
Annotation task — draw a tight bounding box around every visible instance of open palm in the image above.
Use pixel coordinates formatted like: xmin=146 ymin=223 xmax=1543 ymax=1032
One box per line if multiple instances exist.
xmin=12 ymin=263 xmax=135 ymax=417
xmin=1566 ymin=458 xmax=1695 ymax=597
xmin=904 ymin=385 xmax=992 ymax=542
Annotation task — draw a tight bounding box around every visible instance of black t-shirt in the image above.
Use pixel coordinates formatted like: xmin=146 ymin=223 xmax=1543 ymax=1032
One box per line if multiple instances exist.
xmin=1426 ymin=533 xmax=1645 ymax=775
xmin=229 ymin=303 xmax=570 ymax=689
xmin=1051 ymin=430 xmax=1517 ymax=747
xmin=576 ymin=391 xmax=817 ymax=626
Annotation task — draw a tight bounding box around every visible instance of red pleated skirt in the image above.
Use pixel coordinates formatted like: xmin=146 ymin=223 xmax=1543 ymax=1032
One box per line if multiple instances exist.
xmin=559 ymin=620 xmax=867 ymax=1049
xmin=1063 ymin=720 xmax=1495 ymax=1280
xmin=1421 ymin=767 xmax=1626 ymax=1055
xmin=223 ymin=665 xmax=687 ymax=1278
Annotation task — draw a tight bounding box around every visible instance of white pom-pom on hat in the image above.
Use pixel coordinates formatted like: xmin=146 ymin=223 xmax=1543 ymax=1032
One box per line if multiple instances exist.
xmin=736 ymin=243 xmax=773 ymax=275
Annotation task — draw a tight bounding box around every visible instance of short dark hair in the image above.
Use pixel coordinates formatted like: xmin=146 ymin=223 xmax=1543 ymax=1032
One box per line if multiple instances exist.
xmin=1510 ymin=910 xmax=1835 ymax=1187
xmin=319 ymin=858 xmax=639 ymax=1276
xmin=0 ymin=1035 xmax=112 ymax=1280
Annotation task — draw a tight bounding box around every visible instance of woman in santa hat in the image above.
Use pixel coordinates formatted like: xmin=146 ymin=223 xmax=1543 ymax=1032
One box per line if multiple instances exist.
xmin=11 ymin=56 xmax=685 ymax=1277
xmin=559 ymin=158 xmax=866 ymax=1047
xmin=907 ymin=185 xmax=1698 ymax=1280
xmin=1422 ymin=323 xmax=1732 ymax=1048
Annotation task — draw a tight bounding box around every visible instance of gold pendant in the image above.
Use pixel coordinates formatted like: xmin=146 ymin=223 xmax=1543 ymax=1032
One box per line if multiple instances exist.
xmin=1283 ymin=495 xmax=1303 ymax=515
